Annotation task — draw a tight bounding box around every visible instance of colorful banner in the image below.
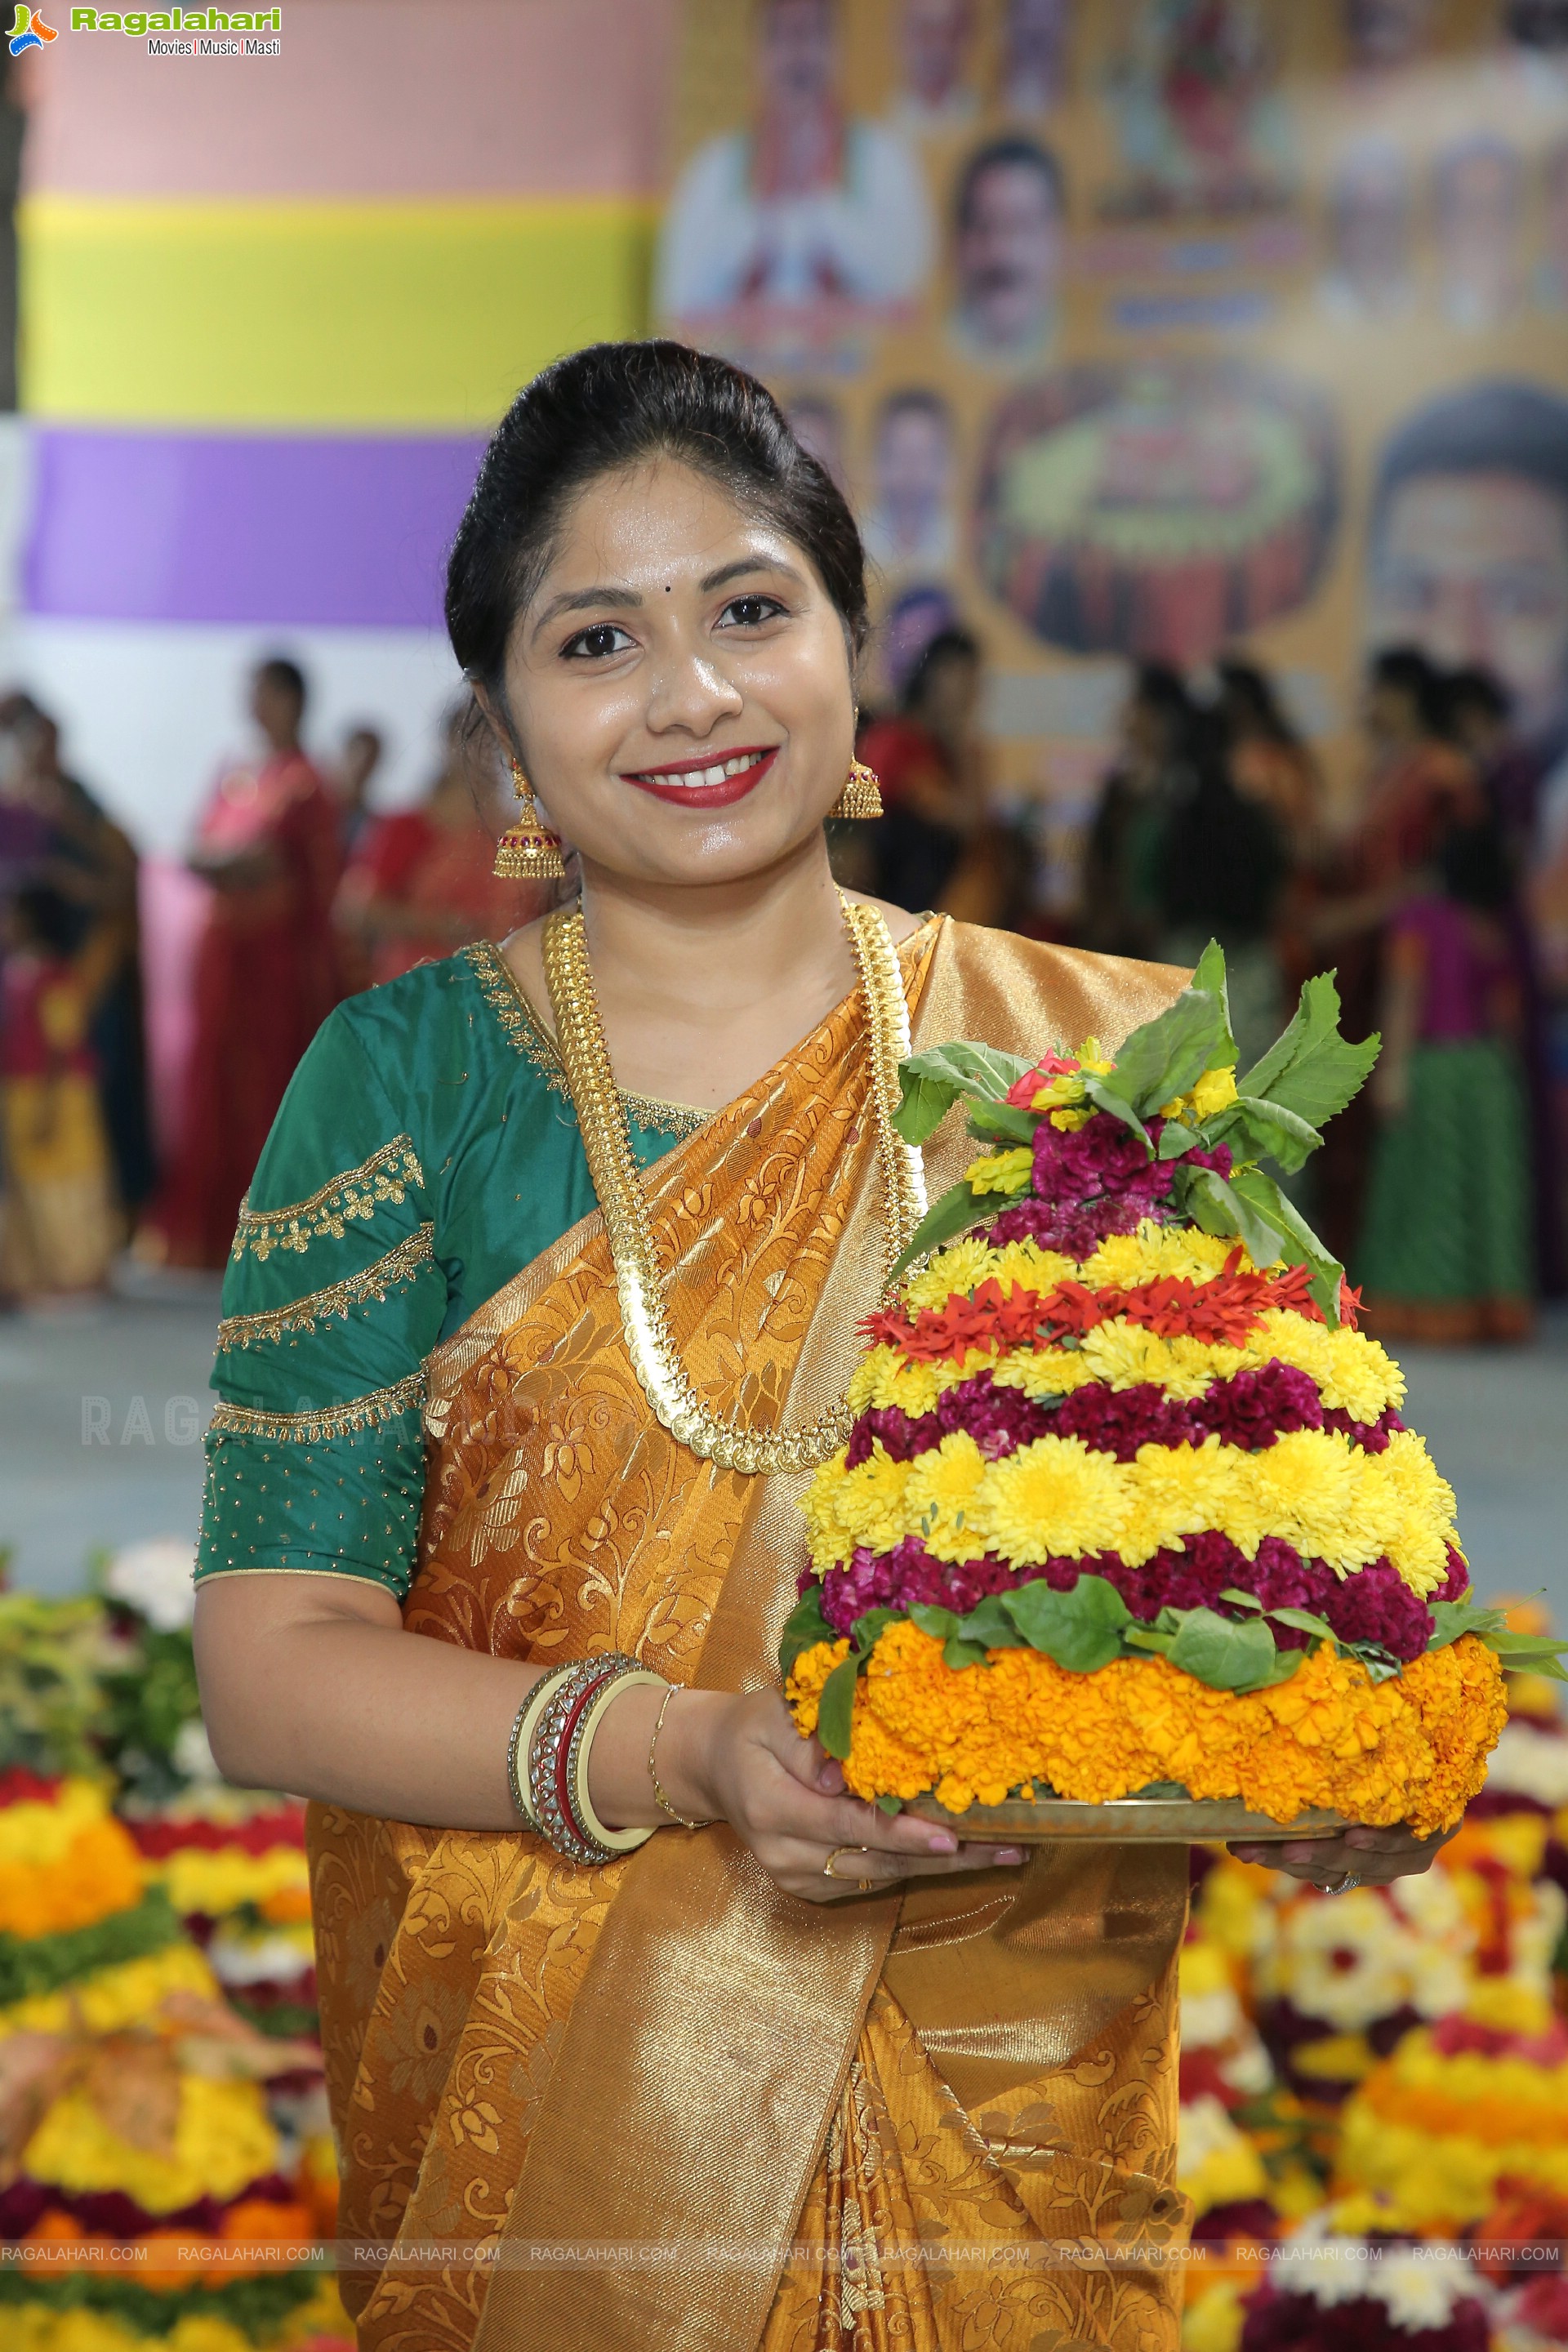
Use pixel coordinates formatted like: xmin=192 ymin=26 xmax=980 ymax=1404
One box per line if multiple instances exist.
xmin=657 ymin=0 xmax=1568 ymax=826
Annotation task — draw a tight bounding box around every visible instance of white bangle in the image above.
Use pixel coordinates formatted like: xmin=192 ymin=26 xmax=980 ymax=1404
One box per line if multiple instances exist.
xmin=506 ymin=1666 xmax=572 ymax=1833
xmin=572 ymin=1668 xmax=666 ymax=1853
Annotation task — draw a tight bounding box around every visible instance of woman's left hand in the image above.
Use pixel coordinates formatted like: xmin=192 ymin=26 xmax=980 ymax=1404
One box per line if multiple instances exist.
xmin=1227 ymin=1820 xmax=1456 ymax=1889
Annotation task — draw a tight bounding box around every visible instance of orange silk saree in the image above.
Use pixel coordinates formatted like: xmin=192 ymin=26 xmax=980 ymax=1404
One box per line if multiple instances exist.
xmin=307 ymin=917 xmax=1194 ymax=2352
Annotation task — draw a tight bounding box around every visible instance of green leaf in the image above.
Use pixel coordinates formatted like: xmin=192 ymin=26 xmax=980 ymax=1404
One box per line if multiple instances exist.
xmin=814 ymin=1650 xmax=861 ymax=1759
xmin=1158 ymin=1120 xmax=1204 ymax=1161
xmin=875 ymin=1793 xmax=903 ymax=1815
xmin=1228 ymin=1168 xmax=1345 ymax=1325
xmin=1344 ymin=1642 xmax=1403 ymax=1683
xmin=1165 ymin=1608 xmax=1301 ymax=1691
xmin=808 ymin=1607 xmax=900 ymax=1757
xmin=1218 ymin=1588 xmax=1264 ymax=1612
xmin=964 ymin=1099 xmax=1042 ymax=1145
xmin=892 ymin=1041 xmax=1034 ymax=1143
xmin=1175 ymin=1165 xmax=1285 ymax=1269
xmin=1192 ymin=940 xmax=1237 ymax=1070
xmin=1081 ymin=1073 xmax=1153 ymax=1151
xmin=1105 ymin=987 xmax=1227 ymax=1117
xmin=1238 ymin=972 xmax=1382 ymax=1130
xmin=1000 ymin=1573 xmax=1132 ymax=1673
xmin=908 ymin=1603 xmax=961 ymax=1642
xmin=778 ymin=1583 xmax=836 ymax=1682
xmin=1205 ymin=1095 xmax=1323 ymax=1175
xmin=1263 ymin=1606 xmax=1337 ymax=1642
xmin=1428 ymin=1599 xmax=1568 ymax=1680
xmin=889 ymin=1176 xmax=991 ymax=1285
xmin=954 ymin=1594 xmax=1027 ymax=1652
xmin=942 ymin=1636 xmax=993 ymax=1671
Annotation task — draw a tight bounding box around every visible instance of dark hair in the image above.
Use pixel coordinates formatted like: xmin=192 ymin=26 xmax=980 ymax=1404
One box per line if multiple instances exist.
xmin=1439 ymin=816 xmax=1512 ymax=910
xmin=901 ymin=626 xmax=980 ymax=714
xmin=11 ymin=884 xmax=77 ymax=957
xmin=1371 ymin=381 xmax=1568 ymax=534
xmin=1131 ymin=660 xmax=1194 ymax=728
xmin=256 ymin=655 xmax=307 ymax=710
xmin=1217 ymin=656 xmax=1298 ymax=746
xmin=1370 ymin=644 xmax=1449 ymax=733
xmin=1160 ymin=724 xmax=1288 ymax=941
xmin=1443 ymin=663 xmax=1512 ymax=726
xmin=445 ymin=341 xmax=869 ymax=716
xmin=955 ymin=136 xmax=1065 ymax=233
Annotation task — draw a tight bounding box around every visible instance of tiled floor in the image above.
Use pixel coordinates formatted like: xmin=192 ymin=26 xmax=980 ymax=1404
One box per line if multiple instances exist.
xmin=2 ymin=1269 xmax=1566 ymax=1624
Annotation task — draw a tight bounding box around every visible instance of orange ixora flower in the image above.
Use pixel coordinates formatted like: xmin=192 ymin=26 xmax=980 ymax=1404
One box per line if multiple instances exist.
xmin=784 ymin=1627 xmax=1504 ymax=1837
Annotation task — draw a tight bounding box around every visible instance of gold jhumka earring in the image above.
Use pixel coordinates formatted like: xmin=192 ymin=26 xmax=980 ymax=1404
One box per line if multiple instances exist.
xmin=828 ymin=759 xmax=883 ymax=819
xmin=494 ymin=755 xmax=567 ymax=880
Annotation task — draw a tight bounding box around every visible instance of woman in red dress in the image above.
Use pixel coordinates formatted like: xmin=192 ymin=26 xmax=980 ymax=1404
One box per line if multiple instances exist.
xmin=149 ymin=657 xmax=342 ymax=1269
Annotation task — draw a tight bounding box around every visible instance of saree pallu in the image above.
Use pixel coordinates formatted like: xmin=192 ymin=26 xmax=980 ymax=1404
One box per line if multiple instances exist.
xmin=307 ymin=920 xmax=1193 ymax=2352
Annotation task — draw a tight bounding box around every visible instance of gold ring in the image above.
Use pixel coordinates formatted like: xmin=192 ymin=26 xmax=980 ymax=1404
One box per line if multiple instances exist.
xmin=824 ymin=1844 xmax=873 ymax=1890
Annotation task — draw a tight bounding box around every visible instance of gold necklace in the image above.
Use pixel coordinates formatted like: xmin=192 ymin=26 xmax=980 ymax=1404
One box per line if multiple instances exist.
xmin=542 ymin=892 xmax=927 ymax=1474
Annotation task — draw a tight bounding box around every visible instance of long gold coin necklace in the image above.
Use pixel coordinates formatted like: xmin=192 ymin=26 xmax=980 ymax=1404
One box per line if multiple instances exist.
xmin=542 ymin=891 xmax=926 ymax=1474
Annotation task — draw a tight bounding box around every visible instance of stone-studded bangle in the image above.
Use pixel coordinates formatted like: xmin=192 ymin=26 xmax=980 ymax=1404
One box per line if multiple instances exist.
xmin=572 ymin=1668 xmax=666 ymax=1854
xmin=528 ymin=1655 xmax=646 ymax=1865
xmin=506 ymin=1668 xmax=572 ymax=1833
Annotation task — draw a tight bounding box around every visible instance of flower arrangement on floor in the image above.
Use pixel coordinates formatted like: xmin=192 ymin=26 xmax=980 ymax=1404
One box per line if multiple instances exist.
xmin=0 ymin=1556 xmax=351 ymax=2352
xmin=783 ymin=947 xmax=1562 ymax=1830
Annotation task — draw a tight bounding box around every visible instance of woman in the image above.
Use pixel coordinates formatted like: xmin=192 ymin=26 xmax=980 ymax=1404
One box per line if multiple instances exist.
xmin=193 ymin=343 xmax=1445 ymax=2352
xmin=856 ymin=626 xmax=993 ymax=918
xmin=150 ymin=656 xmax=342 ymax=1268
xmin=336 ymin=702 xmax=548 ymax=988
xmin=1311 ymin=646 xmax=1487 ymax=1263
xmin=1080 ymin=662 xmax=1196 ymax=961
xmin=1358 ymin=814 xmax=1535 ymax=1343
xmin=1217 ymin=655 xmax=1322 ymax=866
xmin=1155 ymin=705 xmax=1290 ymax=1077
xmin=0 ymin=883 xmax=118 ymax=1296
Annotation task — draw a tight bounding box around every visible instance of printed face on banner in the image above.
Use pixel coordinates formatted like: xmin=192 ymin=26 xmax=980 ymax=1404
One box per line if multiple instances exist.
xmin=657 ymin=0 xmax=1568 ymax=810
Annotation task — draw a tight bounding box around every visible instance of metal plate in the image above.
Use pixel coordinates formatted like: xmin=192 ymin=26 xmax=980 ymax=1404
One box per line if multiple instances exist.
xmin=905 ymin=1794 xmax=1349 ymax=1843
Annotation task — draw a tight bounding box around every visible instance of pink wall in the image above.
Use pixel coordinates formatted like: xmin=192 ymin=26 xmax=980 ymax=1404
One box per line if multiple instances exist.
xmin=23 ymin=0 xmax=677 ymax=197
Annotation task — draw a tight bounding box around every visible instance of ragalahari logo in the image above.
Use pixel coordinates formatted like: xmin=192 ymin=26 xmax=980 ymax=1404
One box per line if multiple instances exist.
xmin=7 ymin=6 xmax=58 ymax=50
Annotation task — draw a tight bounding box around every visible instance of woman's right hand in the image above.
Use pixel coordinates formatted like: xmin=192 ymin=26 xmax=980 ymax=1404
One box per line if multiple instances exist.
xmin=676 ymin=1686 xmax=1023 ymax=1904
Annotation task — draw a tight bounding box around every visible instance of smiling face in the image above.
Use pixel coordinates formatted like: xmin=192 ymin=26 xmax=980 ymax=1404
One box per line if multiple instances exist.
xmin=489 ymin=457 xmax=858 ymax=893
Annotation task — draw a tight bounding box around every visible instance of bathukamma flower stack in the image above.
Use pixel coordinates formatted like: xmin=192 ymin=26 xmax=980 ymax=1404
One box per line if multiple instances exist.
xmin=783 ymin=946 xmax=1562 ymax=1833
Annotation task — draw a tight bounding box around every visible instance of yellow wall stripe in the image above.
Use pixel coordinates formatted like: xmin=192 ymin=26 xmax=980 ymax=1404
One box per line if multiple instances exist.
xmin=20 ymin=195 xmax=655 ymax=428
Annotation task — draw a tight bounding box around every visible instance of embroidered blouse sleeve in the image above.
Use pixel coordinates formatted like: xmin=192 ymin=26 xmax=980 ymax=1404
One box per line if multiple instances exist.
xmin=195 ymin=1006 xmax=445 ymax=1601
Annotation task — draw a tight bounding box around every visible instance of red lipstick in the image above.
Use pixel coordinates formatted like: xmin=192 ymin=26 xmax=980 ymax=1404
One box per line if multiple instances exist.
xmin=621 ymin=745 xmax=778 ymax=809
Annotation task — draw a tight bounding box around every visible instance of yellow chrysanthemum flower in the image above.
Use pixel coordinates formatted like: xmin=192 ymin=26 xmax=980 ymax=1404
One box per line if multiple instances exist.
xmin=1076 ymin=1319 xmax=1183 ymax=1393
xmin=905 ymin=1432 xmax=991 ymax=1559
xmin=1080 ymin=1222 xmax=1236 ymax=1290
xmin=803 ymin=1442 xmax=913 ymax=1566
xmin=964 ymin=1147 xmax=1033 ymax=1197
xmin=902 ymin=1235 xmax=1003 ymax=1312
xmin=846 ymin=1348 xmax=951 ymax=1416
xmin=1163 ymin=1333 xmax=1250 ymax=1396
xmin=1122 ymin=1432 xmax=1236 ymax=1562
xmin=990 ymin=1348 xmax=1098 ymax=1399
xmin=981 ymin=1435 xmax=1132 ymax=1562
xmin=984 ymin=1239 xmax=1077 ymax=1294
xmin=1245 ymin=1427 xmax=1360 ymax=1566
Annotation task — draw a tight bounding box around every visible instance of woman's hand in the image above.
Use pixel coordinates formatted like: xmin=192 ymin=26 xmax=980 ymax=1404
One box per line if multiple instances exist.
xmin=675 ymin=1688 xmax=1022 ymax=1903
xmin=1227 ymin=1820 xmax=1457 ymax=1889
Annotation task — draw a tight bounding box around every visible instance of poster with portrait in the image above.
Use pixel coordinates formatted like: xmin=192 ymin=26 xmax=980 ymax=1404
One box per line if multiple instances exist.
xmin=657 ymin=0 xmax=1568 ymax=902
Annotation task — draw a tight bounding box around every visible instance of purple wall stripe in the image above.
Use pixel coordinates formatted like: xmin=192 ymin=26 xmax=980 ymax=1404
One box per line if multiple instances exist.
xmin=24 ymin=430 xmax=488 ymax=627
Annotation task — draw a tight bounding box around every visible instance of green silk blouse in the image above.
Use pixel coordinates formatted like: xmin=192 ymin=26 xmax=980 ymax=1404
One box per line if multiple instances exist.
xmin=194 ymin=944 xmax=701 ymax=1602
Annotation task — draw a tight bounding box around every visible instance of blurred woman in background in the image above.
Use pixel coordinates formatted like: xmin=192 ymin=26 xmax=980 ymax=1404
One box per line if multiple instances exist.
xmin=148 ymin=657 xmax=341 ymax=1269
xmin=0 ymin=884 xmax=118 ymax=1298
xmin=336 ymin=701 xmax=550 ymax=988
xmin=1358 ymin=813 xmax=1534 ymax=1342
xmin=1156 ymin=703 xmax=1291 ymax=1075
xmin=1080 ymin=662 xmax=1196 ymax=960
xmin=856 ymin=625 xmax=996 ymax=916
